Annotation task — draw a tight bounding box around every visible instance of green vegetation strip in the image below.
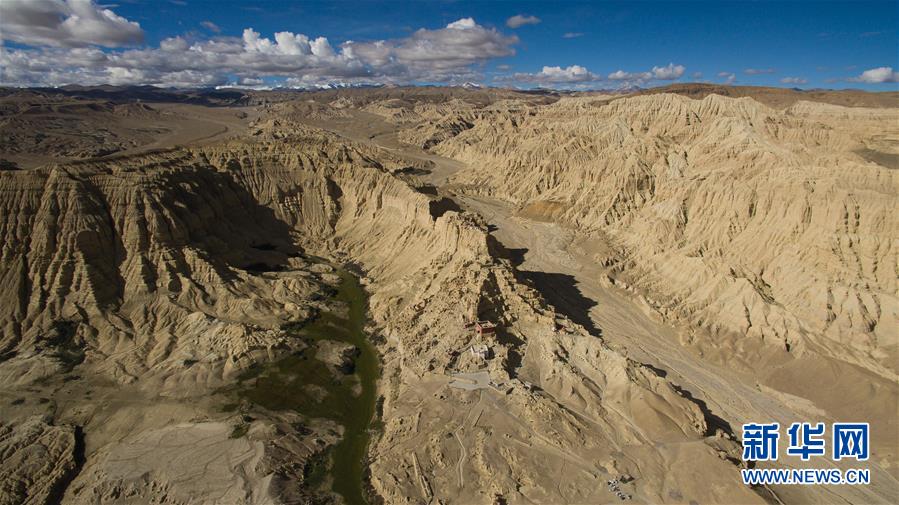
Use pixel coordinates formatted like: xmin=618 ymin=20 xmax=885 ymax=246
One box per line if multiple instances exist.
xmin=232 ymin=270 xmax=378 ymax=505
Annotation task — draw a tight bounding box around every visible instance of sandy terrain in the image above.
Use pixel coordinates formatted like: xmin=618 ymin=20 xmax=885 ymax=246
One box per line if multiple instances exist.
xmin=0 ymin=90 xmax=257 ymax=168
xmin=305 ymin=95 xmax=898 ymax=504
xmin=633 ymin=83 xmax=899 ymax=109
xmin=0 ymin=86 xmax=896 ymax=505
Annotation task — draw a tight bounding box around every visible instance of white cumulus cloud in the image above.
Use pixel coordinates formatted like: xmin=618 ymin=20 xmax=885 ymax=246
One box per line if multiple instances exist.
xmin=848 ymin=66 xmax=899 ymax=83
xmin=608 ymin=69 xmax=650 ymax=81
xmin=651 ymin=63 xmax=686 ymax=80
xmin=512 ymin=65 xmax=598 ymax=84
xmin=447 ymin=18 xmax=477 ymax=30
xmin=0 ymin=17 xmax=519 ymax=87
xmin=503 ymin=62 xmax=687 ymax=88
xmin=346 ymin=18 xmax=517 ymax=82
xmin=607 ymin=63 xmax=685 ymax=83
xmin=0 ymin=0 xmax=144 ymax=47
xmin=780 ymin=76 xmax=808 ymax=85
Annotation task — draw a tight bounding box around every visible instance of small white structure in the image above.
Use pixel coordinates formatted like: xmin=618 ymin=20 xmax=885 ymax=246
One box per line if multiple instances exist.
xmin=469 ymin=344 xmax=491 ymax=360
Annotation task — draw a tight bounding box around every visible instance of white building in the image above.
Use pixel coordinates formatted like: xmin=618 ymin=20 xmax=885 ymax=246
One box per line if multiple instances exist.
xmin=470 ymin=344 xmax=491 ymax=360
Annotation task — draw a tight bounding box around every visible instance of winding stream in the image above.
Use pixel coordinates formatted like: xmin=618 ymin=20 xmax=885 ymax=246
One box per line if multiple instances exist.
xmin=327 ymin=271 xmax=379 ymax=505
xmin=232 ymin=270 xmax=378 ymax=505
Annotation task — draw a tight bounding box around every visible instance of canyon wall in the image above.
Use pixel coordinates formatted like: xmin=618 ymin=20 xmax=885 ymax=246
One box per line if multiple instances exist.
xmin=429 ymin=94 xmax=898 ymax=378
xmin=0 ymin=118 xmax=763 ymax=503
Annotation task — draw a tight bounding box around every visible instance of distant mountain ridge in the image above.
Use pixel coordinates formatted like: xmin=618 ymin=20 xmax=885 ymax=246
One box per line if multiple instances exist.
xmin=1 ymin=82 xmax=896 ymax=110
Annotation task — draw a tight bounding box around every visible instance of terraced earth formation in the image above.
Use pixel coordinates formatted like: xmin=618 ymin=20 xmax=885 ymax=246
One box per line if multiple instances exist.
xmin=0 ymin=85 xmax=896 ymax=505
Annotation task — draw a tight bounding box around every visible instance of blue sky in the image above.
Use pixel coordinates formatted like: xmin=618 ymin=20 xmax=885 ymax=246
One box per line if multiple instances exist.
xmin=1 ymin=0 xmax=896 ymax=89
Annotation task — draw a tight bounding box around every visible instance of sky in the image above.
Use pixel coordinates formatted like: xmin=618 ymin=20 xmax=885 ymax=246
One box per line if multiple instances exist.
xmin=0 ymin=0 xmax=896 ymax=90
